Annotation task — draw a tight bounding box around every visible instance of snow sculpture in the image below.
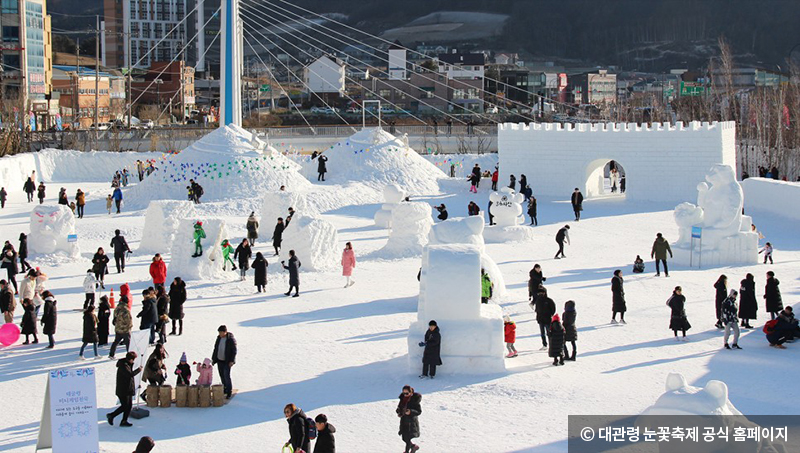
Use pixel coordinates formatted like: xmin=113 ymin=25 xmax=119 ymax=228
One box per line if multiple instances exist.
xmin=168 ymin=219 xmax=233 ymax=281
xmin=258 ymin=191 xmax=317 ymax=239
xmin=428 ymin=216 xmax=507 ymax=299
xmin=484 ymin=188 xmax=536 ymax=243
xmin=377 ymin=202 xmax=433 ymax=258
xmin=139 ymin=200 xmax=197 ymax=254
xmin=640 ymin=373 xmax=742 ymax=416
xmin=28 ymin=205 xmax=80 ymax=258
xmin=672 ymin=165 xmax=758 ymax=267
xmin=408 ymin=244 xmax=506 ymax=374
xmin=279 ymin=214 xmax=339 ymax=271
xmin=374 ymin=184 xmax=407 ymax=228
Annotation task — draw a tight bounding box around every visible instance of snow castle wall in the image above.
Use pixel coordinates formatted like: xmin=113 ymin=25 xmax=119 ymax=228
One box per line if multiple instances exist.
xmin=498 ymin=121 xmax=737 ymax=203
xmin=741 ymin=178 xmax=800 ymax=221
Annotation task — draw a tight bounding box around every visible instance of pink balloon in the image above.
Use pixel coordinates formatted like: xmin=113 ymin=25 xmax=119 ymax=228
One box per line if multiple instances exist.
xmin=0 ymin=323 xmax=20 ymax=346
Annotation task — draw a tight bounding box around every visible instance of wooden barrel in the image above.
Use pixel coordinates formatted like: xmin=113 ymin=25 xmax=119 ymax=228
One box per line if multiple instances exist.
xmin=211 ymin=384 xmax=225 ymax=407
xmin=158 ymin=385 xmax=172 ymax=408
xmin=175 ymin=385 xmax=188 ymax=407
xmin=186 ymin=386 xmax=199 ymax=408
xmin=199 ymin=385 xmax=212 ymax=408
xmin=145 ymin=385 xmax=159 ymax=408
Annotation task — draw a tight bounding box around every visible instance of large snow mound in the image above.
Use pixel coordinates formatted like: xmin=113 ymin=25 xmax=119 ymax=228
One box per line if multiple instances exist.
xmin=279 ymin=214 xmax=339 ymax=271
xmin=257 ymin=191 xmax=318 ymax=239
xmin=168 ymin=219 xmax=235 ymax=281
xmin=127 ymin=125 xmax=311 ymax=208
xmin=297 ymin=127 xmax=445 ymax=195
xmin=139 ymin=200 xmax=197 ymax=254
xmin=28 ymin=204 xmax=80 ymax=258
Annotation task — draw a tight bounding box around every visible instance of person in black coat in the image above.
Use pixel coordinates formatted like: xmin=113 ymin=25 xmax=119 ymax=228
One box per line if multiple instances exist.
xmin=252 ymin=252 xmax=268 ymax=293
xmin=571 ymin=188 xmax=584 ymax=221
xmin=24 ymin=177 xmax=35 ymax=202
xmin=212 ymin=325 xmax=237 ymax=398
xmin=532 ymin=288 xmax=556 ymax=348
xmin=18 ymin=233 xmax=30 ymax=273
xmin=420 ymin=320 xmax=442 ymax=378
xmin=508 ymin=174 xmax=516 ymax=191
xmin=611 ymin=270 xmax=627 ymax=324
xmin=20 ymin=298 xmax=38 ymax=344
xmin=527 ymin=197 xmax=537 ymax=226
xmin=110 ymin=229 xmax=131 ymax=273
xmin=313 ymin=414 xmax=336 ymax=453
xmin=97 ymin=295 xmax=111 ymax=346
xmin=528 ymin=264 xmax=546 ymax=301
xmin=435 ymin=204 xmax=448 ymax=221
xmin=234 ymin=239 xmax=252 ymax=281
xmin=282 ymin=250 xmax=301 ymax=297
xmin=667 ymin=286 xmax=691 ymax=340
xmin=764 ymin=271 xmax=783 ymax=319
xmin=168 ymin=277 xmax=187 ymax=335
xmin=137 ymin=290 xmax=158 ymax=344
xmin=107 ymin=351 xmax=141 ymax=427
xmin=713 ymin=275 xmax=727 ymax=328
xmin=155 ymin=287 xmax=169 ymax=344
xmin=80 ymin=305 xmax=100 ymax=358
xmin=91 ymin=247 xmax=110 ymax=289
xmin=317 ymin=154 xmax=329 ymax=181
xmin=548 ymin=314 xmax=566 ymax=366
xmin=2 ymin=246 xmax=19 ymax=293
xmin=518 ymin=174 xmax=527 ymax=193
xmin=272 ymin=218 xmax=285 ymax=256
xmin=284 ymin=404 xmax=310 ymax=453
xmin=562 ymin=300 xmax=577 ymax=361
xmin=40 ymin=292 xmax=57 ymax=348
xmin=738 ymin=273 xmax=757 ymax=328
xmin=397 ymin=385 xmax=422 ymax=453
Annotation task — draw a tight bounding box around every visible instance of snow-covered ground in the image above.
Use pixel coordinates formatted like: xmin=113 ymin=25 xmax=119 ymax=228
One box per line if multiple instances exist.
xmin=0 ymin=148 xmax=798 ymax=452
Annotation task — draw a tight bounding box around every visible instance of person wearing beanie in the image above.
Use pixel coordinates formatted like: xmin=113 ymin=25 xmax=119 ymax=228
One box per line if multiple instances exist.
xmin=419 ymin=320 xmax=442 ymax=379
xmin=134 ymin=436 xmax=155 ymax=453
xmin=548 ymin=314 xmax=566 ymax=366
xmin=175 ymin=352 xmax=192 ymax=385
xmin=314 ymin=413 xmax=336 ymax=453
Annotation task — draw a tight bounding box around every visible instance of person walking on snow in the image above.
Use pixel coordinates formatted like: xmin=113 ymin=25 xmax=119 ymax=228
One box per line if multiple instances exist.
xmin=212 ymin=325 xmax=237 ymax=399
xmin=571 ymin=188 xmax=583 ymax=221
xmin=317 ymin=154 xmax=329 ymax=181
xmin=651 ymin=233 xmax=673 ymax=277
xmin=548 ymin=314 xmax=566 ymax=366
xmin=234 ymin=239 xmax=251 ymax=281
xmin=282 ymin=250 xmax=301 ymax=297
xmin=611 ymin=270 xmax=627 ymax=324
xmin=471 ymin=164 xmax=482 ymax=189
xmin=0 ymin=187 xmax=6 ymax=208
xmin=75 ymin=189 xmax=86 ymax=218
xmin=252 ymin=252 xmax=268 ymax=293
xmin=738 ymin=273 xmax=757 ymax=329
xmin=91 ymin=248 xmax=109 ymax=289
xmin=528 ymin=264 xmax=546 ymax=301
xmin=532 ymin=287 xmax=556 ymax=350
xmin=220 ymin=240 xmax=236 ymax=271
xmin=168 ymin=277 xmax=186 ymax=335
xmin=283 ymin=404 xmax=311 ymax=453
xmin=23 ymin=177 xmax=35 ymax=203
xmin=562 ymin=300 xmax=577 ymax=361
xmin=314 ymin=413 xmax=336 ymax=453
xmin=468 ymin=172 xmax=479 ymax=193
xmin=112 ymin=186 xmax=123 ymax=213
xmin=246 ymin=213 xmax=259 ymax=246
xmin=481 ymin=268 xmax=493 ymax=304
xmin=38 ymin=183 xmax=48 ymax=204
xmin=419 ymin=320 xmax=441 ymax=379
xmin=721 ymin=289 xmax=742 ymax=349
xmin=40 ymin=292 xmax=57 ymax=348
xmin=79 ymin=305 xmax=100 ymax=359
xmin=554 ymin=225 xmax=570 ymax=259
xmin=97 ymin=295 xmax=111 ymax=346
xmin=667 ymin=286 xmax=691 ymax=341
xmin=341 ymin=242 xmax=356 ymax=288
xmin=110 ymin=229 xmax=131 ymax=273
xmin=527 ymin=196 xmax=537 ymax=226
xmin=18 ymin=233 xmax=30 ymax=273
xmin=106 ymin=351 xmax=141 ymax=427
xmin=504 ymin=315 xmax=517 ymax=358
xmin=149 ymin=254 xmax=167 ymax=291
xmin=271 ymin=218 xmax=284 ymax=256
xmin=109 ymin=299 xmax=132 ymax=359
xmin=764 ymin=271 xmax=783 ymax=319
xmin=491 ymin=168 xmax=499 ymax=191
xmin=192 ymin=222 xmax=206 ymax=257
xmin=760 ymin=242 xmax=774 ymax=264
xmin=397 ymin=385 xmax=422 ymax=453
xmin=106 ymin=194 xmax=113 ymax=214
xmin=713 ymin=274 xmax=728 ymax=329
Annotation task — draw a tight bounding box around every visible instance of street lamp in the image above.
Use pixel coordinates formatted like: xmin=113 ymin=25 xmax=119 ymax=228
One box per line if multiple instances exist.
xmin=154 ymin=78 xmax=164 ymax=124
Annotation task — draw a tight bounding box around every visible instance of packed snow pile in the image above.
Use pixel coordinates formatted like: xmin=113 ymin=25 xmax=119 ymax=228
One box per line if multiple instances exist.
xmin=408 ymin=244 xmax=505 ymax=374
xmin=376 ymin=202 xmax=433 ymax=258
xmin=428 ymin=216 xmax=507 ymax=299
xmin=373 ymin=184 xmax=406 ymax=228
xmin=484 ymin=188 xmax=535 ymax=243
xmin=257 ymin=191 xmax=318 ymax=239
xmin=168 ymin=219 xmax=234 ymax=281
xmin=672 ymin=165 xmax=758 ymax=267
xmin=279 ymin=214 xmax=339 ymax=271
xmin=139 ymin=200 xmax=197 ymax=254
xmin=741 ymin=177 xmax=800 ymax=221
xmin=28 ymin=204 xmax=80 ymax=258
xmin=127 ymin=125 xmax=311 ymax=208
xmin=298 ymin=127 xmax=445 ymax=195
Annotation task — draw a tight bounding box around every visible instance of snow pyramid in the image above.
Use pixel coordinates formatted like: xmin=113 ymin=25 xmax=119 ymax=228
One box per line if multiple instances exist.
xmin=257 ymin=191 xmax=318 ymax=239
xmin=28 ymin=204 xmax=80 ymax=258
xmin=298 ymin=127 xmax=445 ymax=195
xmin=128 ymin=125 xmax=311 ymax=207
xmin=376 ymin=202 xmax=433 ymax=258
xmin=279 ymin=214 xmax=339 ymax=271
xmin=139 ymin=200 xmax=197 ymax=254
xmin=168 ymin=219 xmax=234 ymax=281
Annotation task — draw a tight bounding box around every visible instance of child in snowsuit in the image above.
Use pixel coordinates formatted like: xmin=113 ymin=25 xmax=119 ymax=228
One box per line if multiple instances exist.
xmin=195 ymin=358 xmax=213 ymax=385
xmin=175 ymin=352 xmax=192 ymax=385
xmin=481 ymin=269 xmax=493 ymax=304
xmin=503 ymin=315 xmax=517 ymax=357
xmin=106 ymin=195 xmax=113 ymax=215
xmin=468 ymin=173 xmax=478 ymax=193
xmin=760 ymin=242 xmax=774 ymax=264
xmin=221 ymin=240 xmax=236 ymax=271
xmin=192 ymin=222 xmax=206 ymax=257
xmin=548 ymin=314 xmax=566 ymax=366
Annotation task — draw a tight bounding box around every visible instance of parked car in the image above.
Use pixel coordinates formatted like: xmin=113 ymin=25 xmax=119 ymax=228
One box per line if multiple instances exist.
xmin=380 ymin=107 xmax=395 ymax=114
xmin=310 ymin=106 xmax=326 ymax=114
xmin=485 ymin=105 xmax=499 ymax=114
xmin=346 ymin=106 xmax=361 ymax=114
xmin=89 ymin=122 xmax=112 ymax=130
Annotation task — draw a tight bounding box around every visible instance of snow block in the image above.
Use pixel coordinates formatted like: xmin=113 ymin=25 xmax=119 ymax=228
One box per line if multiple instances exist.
xmin=377 ymin=202 xmax=433 ymax=258
xmin=483 ymin=225 xmax=536 ymax=243
xmin=279 ymin=214 xmax=339 ymax=271
xmin=28 ymin=204 xmax=80 ymax=258
xmin=409 ymin=244 xmax=505 ymax=375
xmin=741 ymin=177 xmax=800 ymax=221
xmin=373 ymin=184 xmax=406 ymax=228
xmin=168 ymin=219 xmax=233 ymax=281
xmin=139 ymin=200 xmax=197 ymax=254
xmin=258 ymin=190 xmax=318 ymax=239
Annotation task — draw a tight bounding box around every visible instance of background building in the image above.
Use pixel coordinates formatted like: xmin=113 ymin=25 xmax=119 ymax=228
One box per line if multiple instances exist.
xmin=104 ymin=0 xmax=188 ymax=70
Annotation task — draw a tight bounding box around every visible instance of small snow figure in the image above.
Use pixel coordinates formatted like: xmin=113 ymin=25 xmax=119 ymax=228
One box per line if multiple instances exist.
xmin=632 ymin=255 xmax=645 ymax=273
xmin=220 ymin=239 xmax=236 ymax=271
xmin=175 ymin=352 xmax=192 ymax=385
xmin=435 ymin=204 xmax=448 ymax=221
xmin=721 ymin=290 xmax=742 ymax=350
xmin=503 ymin=315 xmax=517 ymax=358
xmin=191 ymin=222 xmax=206 ymax=257
xmin=571 ymin=188 xmax=583 ymax=221
xmin=282 ymin=250 xmax=301 ymax=297
xmin=554 ymin=225 xmax=570 ymax=259
xmin=562 ymin=300 xmax=577 ymax=361
xmin=317 ymin=153 xmax=328 ymax=181
xmin=195 ymin=358 xmax=213 ymax=385
xmin=667 ymin=286 xmax=691 ymax=341
xmin=341 ymin=242 xmax=356 ymax=288
xmin=759 ymin=242 xmax=774 ymax=264
xmin=548 ymin=314 xmax=565 ymax=366
xmin=611 ymin=270 xmax=627 ymax=324
xmin=271 ymin=217 xmax=285 ymax=256
xmin=419 ymin=320 xmax=441 ymax=378
xmin=480 ymin=268 xmax=493 ymax=304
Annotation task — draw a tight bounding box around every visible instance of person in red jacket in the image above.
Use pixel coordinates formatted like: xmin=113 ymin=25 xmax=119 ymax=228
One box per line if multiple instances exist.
xmin=491 ymin=168 xmax=499 ymax=191
xmin=149 ymin=254 xmax=167 ymax=291
xmin=504 ymin=315 xmax=517 ymax=358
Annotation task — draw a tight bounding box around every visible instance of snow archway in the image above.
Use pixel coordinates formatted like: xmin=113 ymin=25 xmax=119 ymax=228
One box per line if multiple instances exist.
xmin=585 ymin=159 xmax=626 ymax=198
xmin=498 ymin=121 xmax=736 ymax=203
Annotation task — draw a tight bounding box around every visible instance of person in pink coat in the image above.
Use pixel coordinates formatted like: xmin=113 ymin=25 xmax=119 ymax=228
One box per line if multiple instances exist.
xmin=341 ymin=242 xmax=356 ymax=288
xmin=195 ymin=358 xmax=214 ymax=385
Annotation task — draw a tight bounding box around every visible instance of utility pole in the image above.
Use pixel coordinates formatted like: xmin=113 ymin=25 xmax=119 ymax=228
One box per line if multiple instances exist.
xmin=180 ymin=61 xmax=185 ymax=124
xmin=127 ymin=30 xmax=132 ymax=129
xmin=95 ymin=15 xmax=100 ymax=139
